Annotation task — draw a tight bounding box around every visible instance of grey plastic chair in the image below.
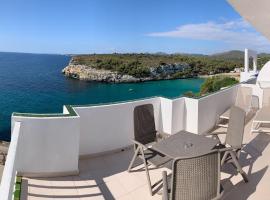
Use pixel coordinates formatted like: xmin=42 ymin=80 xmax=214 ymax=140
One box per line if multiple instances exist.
xmin=261 ymin=88 xmax=270 ymax=108
xmin=162 ymin=151 xmax=223 ymax=200
xmin=218 ymin=87 xmax=252 ymax=127
xmin=252 ymin=88 xmax=270 ymax=133
xmin=212 ymin=105 xmax=248 ymax=183
xmin=128 ymin=104 xmax=171 ymax=196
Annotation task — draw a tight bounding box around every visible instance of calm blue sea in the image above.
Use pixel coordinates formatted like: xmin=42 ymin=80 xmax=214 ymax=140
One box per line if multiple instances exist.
xmin=0 ymin=52 xmax=204 ymax=141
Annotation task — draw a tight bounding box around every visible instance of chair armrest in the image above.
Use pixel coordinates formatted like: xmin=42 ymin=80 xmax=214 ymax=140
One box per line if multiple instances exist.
xmin=208 ymin=132 xmax=227 ymax=135
xmin=131 ymin=139 xmax=149 ymax=149
xmin=206 ymin=132 xmax=226 ymax=143
xmin=217 ymin=146 xmax=234 ymax=152
xmin=216 ymin=145 xmax=242 ymax=152
xmin=162 ymin=171 xmax=169 ymax=200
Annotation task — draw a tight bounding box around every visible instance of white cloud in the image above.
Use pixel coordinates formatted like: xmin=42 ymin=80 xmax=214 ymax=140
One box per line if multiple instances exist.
xmin=147 ymin=19 xmax=270 ymax=52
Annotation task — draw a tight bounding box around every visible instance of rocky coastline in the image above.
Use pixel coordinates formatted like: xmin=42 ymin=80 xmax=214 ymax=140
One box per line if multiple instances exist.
xmin=62 ymin=58 xmax=192 ymax=83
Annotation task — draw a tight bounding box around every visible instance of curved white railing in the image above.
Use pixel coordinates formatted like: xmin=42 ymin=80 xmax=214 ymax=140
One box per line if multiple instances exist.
xmin=0 ymin=122 xmax=21 ymax=200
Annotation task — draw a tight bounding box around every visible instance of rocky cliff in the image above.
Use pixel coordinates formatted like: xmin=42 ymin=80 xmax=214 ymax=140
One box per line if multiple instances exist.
xmin=62 ymin=65 xmax=144 ymax=83
xmin=62 ymin=58 xmax=191 ymax=83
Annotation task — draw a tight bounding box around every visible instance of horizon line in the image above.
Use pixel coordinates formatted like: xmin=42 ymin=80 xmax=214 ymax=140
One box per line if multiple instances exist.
xmin=0 ymin=49 xmax=264 ymax=56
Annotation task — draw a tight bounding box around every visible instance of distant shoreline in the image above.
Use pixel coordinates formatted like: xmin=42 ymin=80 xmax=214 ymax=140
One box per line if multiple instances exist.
xmin=198 ymin=72 xmax=240 ymax=81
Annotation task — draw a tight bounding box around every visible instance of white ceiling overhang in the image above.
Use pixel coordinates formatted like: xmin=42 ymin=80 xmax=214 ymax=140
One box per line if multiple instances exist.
xmin=228 ymin=0 xmax=270 ymax=41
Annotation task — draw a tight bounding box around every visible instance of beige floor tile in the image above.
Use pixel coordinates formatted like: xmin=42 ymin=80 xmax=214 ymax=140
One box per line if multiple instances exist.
xmin=129 ymin=185 xmax=161 ymax=200
xmin=117 ymin=171 xmax=145 ymax=193
xmin=51 ymin=187 xmax=78 ymax=197
xmin=99 ymin=180 xmax=127 ymax=199
xmin=82 ymin=157 xmax=107 ymax=172
xmin=91 ymin=167 xmax=122 ymax=184
xmin=29 ymin=186 xmax=54 ymax=196
xmin=77 ymin=185 xmax=102 ymax=196
xmin=28 ymin=196 xmax=54 ymax=200
xmin=79 ymin=196 xmax=105 ymax=200
xmin=49 ymin=176 xmax=75 ymax=187
xmin=27 ymin=178 xmax=52 ymax=187
xmin=78 ymin=171 xmax=102 ymax=186
xmin=54 ymin=198 xmax=80 ymax=200
xmin=73 ymin=176 xmax=92 ymax=187
xmin=117 ymin=193 xmax=134 ymax=200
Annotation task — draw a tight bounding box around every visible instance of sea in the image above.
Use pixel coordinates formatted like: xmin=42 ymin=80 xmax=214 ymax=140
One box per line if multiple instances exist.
xmin=0 ymin=52 xmax=204 ymax=141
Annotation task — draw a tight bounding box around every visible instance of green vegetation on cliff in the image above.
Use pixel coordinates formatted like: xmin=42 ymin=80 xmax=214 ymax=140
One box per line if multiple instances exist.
xmin=200 ymin=76 xmax=238 ymax=95
xmin=71 ymin=51 xmax=270 ymax=79
xmin=184 ymin=75 xmax=239 ymax=97
xmin=72 ymin=53 xmax=242 ymax=78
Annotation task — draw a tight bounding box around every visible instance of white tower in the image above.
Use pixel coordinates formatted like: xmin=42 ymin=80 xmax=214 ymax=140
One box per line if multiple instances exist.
xmin=240 ymin=48 xmax=258 ymax=82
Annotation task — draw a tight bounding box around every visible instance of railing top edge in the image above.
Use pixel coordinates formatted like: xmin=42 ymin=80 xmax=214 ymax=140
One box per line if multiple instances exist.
xmin=12 ymin=105 xmax=79 ymax=118
xmin=72 ymin=96 xmax=161 ymax=108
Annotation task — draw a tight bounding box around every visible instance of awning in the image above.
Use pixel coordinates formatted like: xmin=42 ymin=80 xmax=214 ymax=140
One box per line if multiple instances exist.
xmin=228 ymin=0 xmax=270 ymax=41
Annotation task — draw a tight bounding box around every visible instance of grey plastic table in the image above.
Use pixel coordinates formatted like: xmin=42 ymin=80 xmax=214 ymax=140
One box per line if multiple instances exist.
xmin=151 ymin=131 xmax=219 ymax=158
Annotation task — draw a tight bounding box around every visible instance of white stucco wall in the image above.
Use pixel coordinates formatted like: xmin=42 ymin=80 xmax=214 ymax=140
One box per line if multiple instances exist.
xmin=74 ymin=97 xmax=163 ymax=156
xmin=171 ymin=98 xmax=186 ymax=134
xmin=159 ymin=97 xmax=186 ymax=134
xmin=197 ymin=85 xmax=239 ymax=134
xmin=184 ymin=97 xmax=199 ymax=133
xmin=160 ymin=97 xmax=173 ymax=134
xmin=183 ymin=85 xmax=239 ymax=134
xmin=11 ymin=115 xmax=80 ymax=176
xmin=241 ymin=83 xmax=263 ymax=108
xmin=6 ymin=84 xmax=246 ymax=177
xmin=0 ymin=122 xmax=20 ymax=200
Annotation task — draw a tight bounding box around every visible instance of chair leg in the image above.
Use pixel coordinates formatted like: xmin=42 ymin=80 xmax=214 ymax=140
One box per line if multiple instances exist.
xmin=128 ymin=146 xmax=140 ymax=172
xmin=252 ymin=122 xmax=261 ymax=134
xmin=140 ymin=146 xmax=153 ymax=196
xmin=162 ymin=171 xmax=169 ymax=200
xmin=230 ymin=151 xmax=249 ymax=183
xmin=221 ymin=151 xmax=229 ymax=166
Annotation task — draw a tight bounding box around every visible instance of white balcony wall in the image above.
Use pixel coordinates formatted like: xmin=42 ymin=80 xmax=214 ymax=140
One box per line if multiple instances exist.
xmin=74 ymin=97 xmax=164 ymax=156
xmin=197 ymin=85 xmax=239 ymax=134
xmin=241 ymin=83 xmax=263 ymax=108
xmin=0 ymin=122 xmax=20 ymax=200
xmin=160 ymin=97 xmax=173 ymax=134
xmin=11 ymin=115 xmax=80 ymax=177
xmin=6 ymin=84 xmax=243 ymax=178
xmin=171 ymin=98 xmax=186 ymax=134
xmin=184 ymin=97 xmax=199 ymax=133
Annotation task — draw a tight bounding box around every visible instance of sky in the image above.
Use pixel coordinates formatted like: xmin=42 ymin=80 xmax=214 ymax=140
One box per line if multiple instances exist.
xmin=1 ymin=0 xmax=270 ymax=54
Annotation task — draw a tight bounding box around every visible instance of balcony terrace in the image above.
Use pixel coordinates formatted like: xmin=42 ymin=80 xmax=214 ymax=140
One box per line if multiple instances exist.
xmin=19 ymin=117 xmax=270 ymax=200
xmin=1 ymin=48 xmax=270 ymax=200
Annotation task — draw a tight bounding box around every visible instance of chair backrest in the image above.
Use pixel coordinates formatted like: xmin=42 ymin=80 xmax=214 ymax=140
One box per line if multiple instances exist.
xmin=170 ymin=151 xmax=220 ymax=200
xmin=262 ymin=88 xmax=270 ymax=108
xmin=133 ymin=104 xmax=156 ymax=145
xmin=226 ymin=106 xmax=246 ymax=149
xmin=235 ymin=87 xmax=252 ymax=111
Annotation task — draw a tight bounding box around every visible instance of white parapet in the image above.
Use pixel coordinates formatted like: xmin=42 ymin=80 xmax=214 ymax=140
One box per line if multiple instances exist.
xmin=11 ymin=114 xmax=80 ymax=177
xmin=2 ymin=83 xmax=249 ymax=181
xmin=74 ymin=98 xmax=162 ymax=156
xmin=0 ymin=122 xmax=21 ymax=200
xmin=184 ymin=84 xmax=239 ymax=134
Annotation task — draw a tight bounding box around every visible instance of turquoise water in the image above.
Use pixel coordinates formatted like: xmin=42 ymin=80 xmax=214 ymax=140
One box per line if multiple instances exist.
xmin=0 ymin=52 xmax=204 ymax=141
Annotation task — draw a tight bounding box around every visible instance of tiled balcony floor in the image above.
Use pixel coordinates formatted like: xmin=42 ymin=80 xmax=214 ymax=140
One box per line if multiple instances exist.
xmin=21 ymin=118 xmax=270 ymax=200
